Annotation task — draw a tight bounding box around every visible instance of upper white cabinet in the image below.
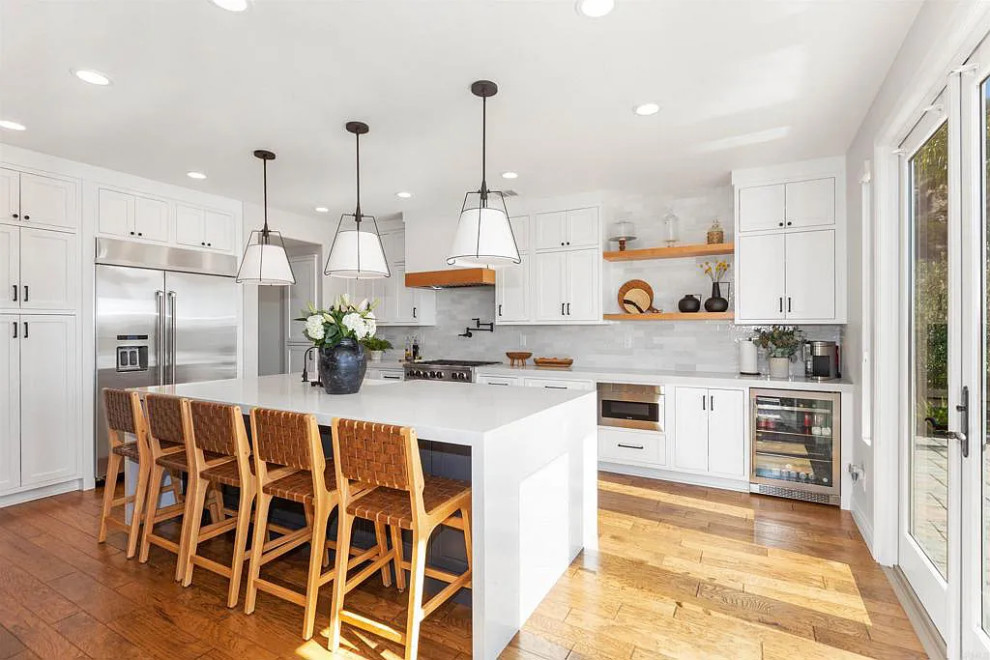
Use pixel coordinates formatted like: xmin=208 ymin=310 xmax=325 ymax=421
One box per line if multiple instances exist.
xmin=0 ymin=168 xmax=77 ymax=232
xmin=175 ymin=204 xmax=235 ymax=252
xmin=534 ymin=207 xmax=599 ymax=250
xmin=98 ymin=188 xmax=169 ymax=242
xmin=0 ymin=225 xmax=77 ymax=314
xmin=732 ymin=157 xmax=845 ymax=324
xmin=288 ymin=254 xmax=320 ymax=343
xmin=534 ymin=248 xmax=601 ymax=322
xmin=380 ymin=230 xmax=405 ymax=265
xmin=496 ymin=216 xmax=530 ymax=323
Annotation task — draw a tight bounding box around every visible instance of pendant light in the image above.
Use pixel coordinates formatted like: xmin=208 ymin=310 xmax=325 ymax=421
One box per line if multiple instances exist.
xmin=236 ymin=150 xmax=295 ymax=285
xmin=447 ymin=80 xmax=520 ymax=268
xmin=324 ymin=121 xmax=390 ymax=279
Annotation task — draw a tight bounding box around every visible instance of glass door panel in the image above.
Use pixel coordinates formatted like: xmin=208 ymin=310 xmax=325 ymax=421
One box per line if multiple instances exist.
xmin=752 ymin=392 xmax=838 ymax=490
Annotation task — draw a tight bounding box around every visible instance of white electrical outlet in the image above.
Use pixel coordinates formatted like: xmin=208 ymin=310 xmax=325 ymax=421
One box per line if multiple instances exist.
xmin=519 ymin=333 xmax=527 ymax=347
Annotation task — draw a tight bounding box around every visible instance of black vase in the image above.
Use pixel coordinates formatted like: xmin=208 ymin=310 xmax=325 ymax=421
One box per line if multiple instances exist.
xmin=678 ymin=294 xmax=701 ymax=313
xmin=704 ymin=282 xmax=729 ymax=312
xmin=319 ymin=339 xmax=367 ymax=395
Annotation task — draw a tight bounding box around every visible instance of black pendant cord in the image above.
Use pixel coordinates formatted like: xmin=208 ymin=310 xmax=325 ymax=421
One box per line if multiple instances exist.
xmin=480 ymin=95 xmax=488 ymax=203
xmin=261 ymin=157 xmax=270 ymax=243
xmin=354 ymin=130 xmax=362 ymax=224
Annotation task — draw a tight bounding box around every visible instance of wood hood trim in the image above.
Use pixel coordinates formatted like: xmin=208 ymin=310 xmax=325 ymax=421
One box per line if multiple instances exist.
xmin=404 ymin=268 xmax=496 ymax=289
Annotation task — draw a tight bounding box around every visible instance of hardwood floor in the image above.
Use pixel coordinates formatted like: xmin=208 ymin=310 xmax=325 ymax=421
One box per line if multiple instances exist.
xmin=0 ymin=473 xmax=922 ymax=659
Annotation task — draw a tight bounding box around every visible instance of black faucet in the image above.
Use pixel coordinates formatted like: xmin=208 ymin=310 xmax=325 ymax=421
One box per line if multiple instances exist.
xmin=460 ymin=318 xmax=494 ymax=338
xmin=301 ymin=346 xmax=322 ymax=386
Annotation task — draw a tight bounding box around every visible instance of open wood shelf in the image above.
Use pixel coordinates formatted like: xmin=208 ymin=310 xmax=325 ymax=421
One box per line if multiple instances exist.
xmin=603 ymin=242 xmax=734 ymax=262
xmin=603 ymin=311 xmax=734 ymax=322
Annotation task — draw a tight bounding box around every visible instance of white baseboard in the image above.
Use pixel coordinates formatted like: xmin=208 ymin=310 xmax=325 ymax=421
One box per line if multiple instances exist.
xmin=850 ymin=498 xmax=876 ymax=558
xmin=0 ymin=479 xmax=84 ymax=509
xmin=599 ymin=462 xmax=750 ymax=492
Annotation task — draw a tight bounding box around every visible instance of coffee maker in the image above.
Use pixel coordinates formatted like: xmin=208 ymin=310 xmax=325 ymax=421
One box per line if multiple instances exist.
xmin=804 ymin=341 xmax=840 ymax=381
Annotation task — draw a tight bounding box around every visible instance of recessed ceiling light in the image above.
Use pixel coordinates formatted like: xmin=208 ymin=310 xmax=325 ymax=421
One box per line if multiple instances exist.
xmin=0 ymin=120 xmax=26 ymax=131
xmin=186 ymin=171 xmax=207 ymax=180
xmin=314 ymin=206 xmax=329 ymax=213
xmin=210 ymin=0 xmax=248 ymax=11
xmin=576 ymin=0 xmax=614 ymax=18
xmin=501 ymin=171 xmax=519 ymax=180
xmin=73 ymin=69 xmax=112 ymax=86
xmin=395 ymin=191 xmax=413 ymax=199
xmin=634 ymin=102 xmax=661 ymax=116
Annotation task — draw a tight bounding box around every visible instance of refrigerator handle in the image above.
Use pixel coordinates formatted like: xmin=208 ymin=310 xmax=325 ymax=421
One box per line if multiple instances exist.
xmin=155 ymin=290 xmax=165 ymax=386
xmin=168 ymin=290 xmax=177 ymax=385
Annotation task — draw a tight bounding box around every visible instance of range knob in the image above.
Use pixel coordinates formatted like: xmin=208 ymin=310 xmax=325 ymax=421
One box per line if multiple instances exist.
xmin=435 ymin=371 xmax=444 ymax=379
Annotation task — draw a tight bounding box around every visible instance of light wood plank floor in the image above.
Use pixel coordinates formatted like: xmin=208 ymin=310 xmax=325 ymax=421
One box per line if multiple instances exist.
xmin=0 ymin=473 xmax=923 ymax=659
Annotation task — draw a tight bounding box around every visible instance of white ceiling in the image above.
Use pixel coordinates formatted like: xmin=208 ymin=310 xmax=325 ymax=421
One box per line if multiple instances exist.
xmin=0 ymin=0 xmax=921 ymax=220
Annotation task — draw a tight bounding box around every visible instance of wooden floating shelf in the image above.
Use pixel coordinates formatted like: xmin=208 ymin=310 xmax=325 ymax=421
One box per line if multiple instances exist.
xmin=603 ymin=242 xmax=734 ymax=262
xmin=603 ymin=312 xmax=734 ymax=322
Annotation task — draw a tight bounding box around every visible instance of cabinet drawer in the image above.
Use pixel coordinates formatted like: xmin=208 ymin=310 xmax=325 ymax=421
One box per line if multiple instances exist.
xmin=476 ymin=375 xmax=521 ymax=387
xmin=523 ymin=378 xmax=594 ymax=391
xmin=599 ymin=427 xmax=664 ymax=465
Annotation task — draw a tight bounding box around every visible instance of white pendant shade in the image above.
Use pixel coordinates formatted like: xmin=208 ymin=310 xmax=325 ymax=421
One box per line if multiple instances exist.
xmin=447 ymin=205 xmax=520 ymax=268
xmin=326 ymin=229 xmax=389 ymax=278
xmin=237 ymin=241 xmax=295 ymax=285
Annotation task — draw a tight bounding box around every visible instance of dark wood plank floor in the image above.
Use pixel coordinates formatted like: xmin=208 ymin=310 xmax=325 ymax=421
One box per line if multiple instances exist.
xmin=0 ymin=473 xmax=923 ymax=659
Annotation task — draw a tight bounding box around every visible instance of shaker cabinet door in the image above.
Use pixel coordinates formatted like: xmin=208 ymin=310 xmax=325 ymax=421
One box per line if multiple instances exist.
xmin=0 ymin=225 xmax=19 ymax=311
xmin=736 ymin=233 xmax=785 ymax=322
xmin=0 ymin=169 xmax=19 ymax=224
xmin=564 ymin=248 xmax=598 ymax=321
xmin=0 ymin=314 xmax=19 ymax=493
xmin=565 ymin=208 xmax=599 ymax=248
xmin=18 ymin=228 xmax=77 ymax=312
xmin=673 ymin=387 xmax=710 ymax=472
xmin=533 ymin=251 xmax=566 ymax=320
xmin=134 ymin=196 xmax=170 ymax=242
xmin=738 ymin=184 xmax=785 ymax=232
xmin=785 ymin=178 xmax=835 ymax=229
xmin=784 ymin=229 xmax=835 ymax=321
xmin=496 ymin=259 xmax=528 ymax=322
xmin=706 ymin=389 xmax=746 ymax=478
xmin=203 ymin=210 xmax=234 ymax=251
xmin=534 ymin=211 xmax=567 ymax=250
xmin=175 ymin=204 xmax=205 ymax=247
xmin=98 ymin=188 xmax=134 ymax=237
xmin=19 ymin=173 xmax=76 ymax=231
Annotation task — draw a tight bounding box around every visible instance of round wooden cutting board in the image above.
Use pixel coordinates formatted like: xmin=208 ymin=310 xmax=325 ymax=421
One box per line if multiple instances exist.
xmin=618 ymin=279 xmax=656 ymax=314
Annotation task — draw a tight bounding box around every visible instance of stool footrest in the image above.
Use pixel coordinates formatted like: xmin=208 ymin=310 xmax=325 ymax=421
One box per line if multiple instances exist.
xmin=147 ymin=534 xmax=180 ymax=555
xmin=344 ymin=549 xmax=395 ymax=595
xmin=259 ymin=528 xmax=311 ymax=565
xmin=252 ymin=578 xmax=307 ymax=606
xmin=196 ymin=517 xmax=239 ymax=542
xmin=422 ymin=570 xmax=471 ymax=617
xmin=340 ymin=610 xmax=406 ymax=645
xmin=190 ymin=554 xmax=235 ymax=578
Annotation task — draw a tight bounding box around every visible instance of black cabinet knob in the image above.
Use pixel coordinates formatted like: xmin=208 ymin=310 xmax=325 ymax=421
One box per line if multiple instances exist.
xmin=138 ymin=232 xmax=143 ymax=236
xmin=130 ymin=231 xmax=135 ymax=235
xmin=778 ymin=222 xmax=784 ymax=227
xmin=11 ymin=213 xmax=17 ymax=219
xmin=22 ymin=215 xmax=29 ymax=220
xmin=786 ymin=221 xmax=792 ymax=226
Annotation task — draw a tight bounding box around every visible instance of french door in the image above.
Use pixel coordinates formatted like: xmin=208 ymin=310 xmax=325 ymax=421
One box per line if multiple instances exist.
xmin=899 ymin=37 xmax=990 ymax=657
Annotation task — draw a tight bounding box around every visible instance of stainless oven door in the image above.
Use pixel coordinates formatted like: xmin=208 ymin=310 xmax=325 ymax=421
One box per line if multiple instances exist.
xmin=597 ymin=383 xmax=663 ymax=431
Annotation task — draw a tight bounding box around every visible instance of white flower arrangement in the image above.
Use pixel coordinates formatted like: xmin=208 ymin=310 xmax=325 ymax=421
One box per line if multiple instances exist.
xmin=296 ymin=295 xmax=379 ymax=348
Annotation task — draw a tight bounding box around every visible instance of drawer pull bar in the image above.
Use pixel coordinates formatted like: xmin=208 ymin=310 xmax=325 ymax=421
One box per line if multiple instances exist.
xmin=617 ymin=443 xmax=645 ymax=450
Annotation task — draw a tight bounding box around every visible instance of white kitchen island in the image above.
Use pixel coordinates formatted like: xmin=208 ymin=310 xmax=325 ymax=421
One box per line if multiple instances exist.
xmin=141 ymin=374 xmax=598 ymax=659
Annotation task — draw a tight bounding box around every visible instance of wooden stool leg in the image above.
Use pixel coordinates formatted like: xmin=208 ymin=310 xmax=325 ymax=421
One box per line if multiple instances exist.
xmin=244 ymin=491 xmax=272 ymax=615
xmin=139 ymin=464 xmax=166 ymax=563
xmin=460 ymin=507 xmax=472 ymax=572
xmin=328 ymin=509 xmax=355 ymax=652
xmin=208 ymin=487 xmax=225 ymax=523
xmin=98 ymin=452 xmax=122 ymax=543
xmin=374 ymin=520 xmax=392 ymax=588
xmin=126 ymin=458 xmax=150 ymax=559
xmin=226 ymin=487 xmax=254 ymax=608
xmin=390 ymin=525 xmax=406 ymax=591
xmin=181 ymin=477 xmax=209 ymax=586
xmin=302 ymin=503 xmax=330 ymax=640
xmin=175 ymin=470 xmax=199 ymax=582
xmin=404 ymin=531 xmax=429 ymax=660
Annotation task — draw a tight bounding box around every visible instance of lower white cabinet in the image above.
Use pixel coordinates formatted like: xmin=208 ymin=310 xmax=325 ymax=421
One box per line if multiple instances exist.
xmin=672 ymin=386 xmax=746 ymax=478
xmin=0 ymin=314 xmax=78 ymax=493
xmin=523 ymin=377 xmax=594 ymax=391
xmin=476 ymin=375 xmax=521 ymax=387
xmin=599 ymin=427 xmax=665 ymax=467
xmin=366 ymin=367 xmax=404 ymax=381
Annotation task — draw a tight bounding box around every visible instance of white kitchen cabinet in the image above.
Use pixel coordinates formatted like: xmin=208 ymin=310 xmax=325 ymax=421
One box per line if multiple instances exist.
xmin=0 ymin=314 xmax=19 ymax=493
xmin=496 ymin=259 xmax=528 ymax=323
xmin=203 ymin=210 xmax=235 ymax=252
xmin=380 ymin=230 xmax=405 ymax=265
xmin=673 ymin=386 xmax=746 ymax=478
xmin=19 ymin=228 xmax=78 ymax=312
xmin=19 ymin=173 xmax=76 ymax=231
xmin=533 ymin=248 xmax=600 ymax=322
xmin=534 ymin=208 xmax=599 ymax=250
xmin=476 ymin=375 xmax=521 ymax=387
xmin=288 ymin=254 xmax=320 ymax=343
xmin=16 ymin=314 xmax=77 ymax=487
xmin=0 ymin=225 xmax=19 ymax=311
xmin=0 ymin=169 xmax=19 ymax=223
xmin=287 ymin=344 xmax=317 ymax=377
xmin=784 ymin=230 xmax=835 ymax=320
xmin=175 ymin=205 xmax=234 ymax=251
xmin=98 ymin=188 xmax=169 ymax=242
xmin=736 ymin=233 xmax=785 ymax=321
xmin=785 ymin=178 xmax=835 ymax=229
xmin=523 ymin=377 xmax=594 ymax=391
xmin=366 ymin=367 xmax=404 ymax=381
xmin=510 ymin=215 xmax=530 ymax=253
xmin=360 ymin=266 xmax=435 ymax=327
xmin=599 ymin=427 xmax=664 ymax=467
xmin=534 ymin=251 xmax=566 ymax=321
xmin=738 ymin=184 xmax=785 ymax=233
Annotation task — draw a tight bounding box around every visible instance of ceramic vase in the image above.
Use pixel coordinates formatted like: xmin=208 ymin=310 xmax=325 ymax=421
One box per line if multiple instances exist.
xmin=769 ymin=356 xmax=790 ymax=379
xmin=704 ymin=282 xmax=729 ymax=312
xmin=319 ymin=338 xmax=367 ymax=394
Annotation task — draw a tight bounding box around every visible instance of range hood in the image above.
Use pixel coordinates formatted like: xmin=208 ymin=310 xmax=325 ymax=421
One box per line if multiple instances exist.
xmin=404 ymin=268 xmax=496 ymax=289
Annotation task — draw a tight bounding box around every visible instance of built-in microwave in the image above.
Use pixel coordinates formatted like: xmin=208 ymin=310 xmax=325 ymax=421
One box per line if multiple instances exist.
xmin=597 ymin=383 xmax=664 ymax=432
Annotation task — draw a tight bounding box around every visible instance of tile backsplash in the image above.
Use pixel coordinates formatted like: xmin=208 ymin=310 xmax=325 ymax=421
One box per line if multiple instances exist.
xmin=378 ymin=287 xmax=843 ymax=376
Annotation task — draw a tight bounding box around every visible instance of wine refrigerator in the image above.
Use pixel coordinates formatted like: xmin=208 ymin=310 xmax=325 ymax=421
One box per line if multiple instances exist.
xmin=750 ymin=389 xmax=840 ymax=506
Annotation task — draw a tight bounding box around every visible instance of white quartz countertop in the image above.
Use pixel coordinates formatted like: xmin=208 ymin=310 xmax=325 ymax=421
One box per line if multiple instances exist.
xmin=472 ymin=363 xmax=855 ymax=392
xmin=140 ymin=374 xmax=593 ymax=445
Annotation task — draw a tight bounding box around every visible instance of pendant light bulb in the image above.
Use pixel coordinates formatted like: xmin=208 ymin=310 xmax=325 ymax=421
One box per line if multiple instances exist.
xmin=447 ymin=80 xmax=521 ymax=268
xmin=325 ymin=122 xmax=390 ymax=279
xmin=236 ymin=150 xmax=296 ymax=286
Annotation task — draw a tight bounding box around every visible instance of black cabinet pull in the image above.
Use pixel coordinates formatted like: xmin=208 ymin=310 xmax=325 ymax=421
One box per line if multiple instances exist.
xmin=560 ymin=302 xmax=565 ymax=316
xmin=566 ymin=302 xmax=571 ymax=315
xmin=23 ymin=285 xmax=28 ymax=302
xmin=12 ymin=322 xmax=16 ymax=339
xmin=498 ymin=303 xmax=502 ymax=317
xmin=779 ymin=297 xmax=783 ymax=313
xmin=617 ymin=443 xmax=645 ymax=450
xmin=787 ymin=297 xmax=792 ymax=313
xmin=23 ymin=322 xmax=27 ymax=338
xmin=413 ymin=306 xmax=417 ymax=319
xmin=702 ymin=394 xmax=706 ymax=411
xmin=11 ymin=285 xmax=16 ymax=302
xmin=710 ymin=395 xmax=714 ymax=411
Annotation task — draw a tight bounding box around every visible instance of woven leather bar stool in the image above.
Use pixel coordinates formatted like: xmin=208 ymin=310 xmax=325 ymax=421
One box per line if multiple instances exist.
xmin=328 ymin=418 xmax=472 ymax=660
xmin=138 ymin=393 xmax=225 ymax=580
xmin=244 ymin=407 xmax=390 ymax=641
xmin=98 ymin=388 xmax=153 ymax=559
xmin=180 ymin=399 xmax=257 ymax=608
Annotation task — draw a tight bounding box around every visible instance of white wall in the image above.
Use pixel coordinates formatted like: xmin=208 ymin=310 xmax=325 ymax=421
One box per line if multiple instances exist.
xmin=844 ymin=0 xmax=990 ymax=560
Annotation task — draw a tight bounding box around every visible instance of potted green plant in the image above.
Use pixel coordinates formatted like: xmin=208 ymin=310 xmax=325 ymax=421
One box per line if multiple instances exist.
xmin=753 ymin=325 xmax=804 ymax=379
xmin=361 ymin=336 xmax=393 ymax=363
xmin=297 ymin=294 xmax=378 ymax=394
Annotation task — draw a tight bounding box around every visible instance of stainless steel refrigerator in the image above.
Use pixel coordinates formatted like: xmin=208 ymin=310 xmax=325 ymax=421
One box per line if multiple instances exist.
xmin=95 ymin=238 xmax=238 ymax=478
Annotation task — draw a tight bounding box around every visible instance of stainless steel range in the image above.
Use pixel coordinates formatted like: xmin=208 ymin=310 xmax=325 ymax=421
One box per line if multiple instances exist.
xmin=403 ymin=359 xmax=500 ymax=383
